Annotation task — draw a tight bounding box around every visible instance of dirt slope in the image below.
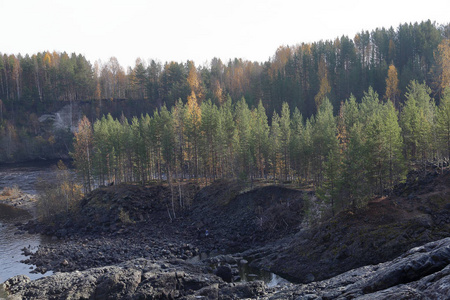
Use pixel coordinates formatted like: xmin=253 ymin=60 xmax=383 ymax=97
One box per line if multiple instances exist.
xmin=249 ymin=170 xmax=450 ymax=282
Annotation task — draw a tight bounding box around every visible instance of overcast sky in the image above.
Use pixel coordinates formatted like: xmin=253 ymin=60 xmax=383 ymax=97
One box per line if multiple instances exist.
xmin=1 ymin=0 xmax=449 ymax=69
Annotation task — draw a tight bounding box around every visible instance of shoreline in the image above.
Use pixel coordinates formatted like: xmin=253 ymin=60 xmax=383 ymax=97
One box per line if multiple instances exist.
xmin=0 ymin=192 xmax=37 ymax=217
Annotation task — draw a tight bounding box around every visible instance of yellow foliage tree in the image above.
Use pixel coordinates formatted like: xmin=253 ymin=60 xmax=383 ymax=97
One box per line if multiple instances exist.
xmin=385 ymin=64 xmax=400 ymax=108
xmin=43 ymin=52 xmax=52 ymax=67
xmin=185 ymin=92 xmax=202 ymax=178
xmin=315 ymin=56 xmax=331 ymax=109
xmin=187 ymin=61 xmax=204 ymax=102
xmin=434 ymin=40 xmax=450 ymax=95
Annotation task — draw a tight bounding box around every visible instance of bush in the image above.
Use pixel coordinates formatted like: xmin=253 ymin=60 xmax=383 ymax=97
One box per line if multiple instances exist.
xmin=36 ymin=160 xmax=83 ymax=222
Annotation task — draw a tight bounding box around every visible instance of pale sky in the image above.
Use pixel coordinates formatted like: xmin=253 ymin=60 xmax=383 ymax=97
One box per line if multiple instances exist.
xmin=1 ymin=0 xmax=449 ymax=69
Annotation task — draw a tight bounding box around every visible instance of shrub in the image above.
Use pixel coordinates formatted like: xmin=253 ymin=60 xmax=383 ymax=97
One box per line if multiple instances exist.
xmin=36 ymin=161 xmax=83 ymax=222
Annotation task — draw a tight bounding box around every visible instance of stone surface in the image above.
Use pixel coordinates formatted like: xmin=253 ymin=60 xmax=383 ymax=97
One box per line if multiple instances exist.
xmin=3 ymin=238 xmax=449 ymax=299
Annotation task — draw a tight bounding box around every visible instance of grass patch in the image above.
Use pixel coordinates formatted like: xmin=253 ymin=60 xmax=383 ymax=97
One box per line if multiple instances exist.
xmin=119 ymin=209 xmax=135 ymax=224
xmin=0 ymin=185 xmax=21 ymax=198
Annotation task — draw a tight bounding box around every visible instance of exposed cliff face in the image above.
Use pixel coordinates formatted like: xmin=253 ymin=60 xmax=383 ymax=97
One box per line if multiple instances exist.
xmin=38 ymin=104 xmax=80 ymax=133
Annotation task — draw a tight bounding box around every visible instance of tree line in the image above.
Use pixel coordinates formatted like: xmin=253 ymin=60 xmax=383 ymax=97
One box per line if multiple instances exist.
xmin=1 ymin=19 xmax=449 ymax=171
xmin=72 ymin=80 xmax=450 ymax=214
xmin=1 ymin=21 xmax=449 ymax=116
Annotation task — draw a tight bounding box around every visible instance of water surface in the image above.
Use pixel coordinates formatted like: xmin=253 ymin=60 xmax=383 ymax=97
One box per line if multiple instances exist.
xmin=0 ymin=161 xmax=59 ymax=195
xmin=0 ymin=161 xmax=60 ymax=283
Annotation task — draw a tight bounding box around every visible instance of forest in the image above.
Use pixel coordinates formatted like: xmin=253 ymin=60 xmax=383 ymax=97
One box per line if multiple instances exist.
xmin=1 ymin=20 xmax=450 ymax=213
xmin=71 ymin=81 xmax=450 ymax=214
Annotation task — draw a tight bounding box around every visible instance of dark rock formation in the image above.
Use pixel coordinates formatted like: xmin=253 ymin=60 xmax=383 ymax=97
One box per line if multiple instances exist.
xmin=2 ymin=258 xmax=266 ymax=300
xmin=5 ymin=171 xmax=449 ymax=299
xmin=277 ymin=237 xmax=450 ymax=299
xmin=3 ymin=238 xmax=449 ymax=299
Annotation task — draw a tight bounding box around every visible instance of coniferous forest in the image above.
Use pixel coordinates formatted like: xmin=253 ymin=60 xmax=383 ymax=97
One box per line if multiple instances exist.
xmin=1 ymin=20 xmax=450 ymax=213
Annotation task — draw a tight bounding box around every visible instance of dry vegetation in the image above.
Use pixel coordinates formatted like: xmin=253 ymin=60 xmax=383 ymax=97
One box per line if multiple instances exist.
xmin=0 ymin=185 xmax=22 ymax=199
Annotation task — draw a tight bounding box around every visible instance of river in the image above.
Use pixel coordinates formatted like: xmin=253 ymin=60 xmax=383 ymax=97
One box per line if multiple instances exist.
xmin=0 ymin=161 xmax=59 ymax=283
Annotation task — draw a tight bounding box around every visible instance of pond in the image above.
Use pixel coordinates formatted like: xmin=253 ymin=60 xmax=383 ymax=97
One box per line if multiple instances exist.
xmin=187 ymin=252 xmax=289 ymax=287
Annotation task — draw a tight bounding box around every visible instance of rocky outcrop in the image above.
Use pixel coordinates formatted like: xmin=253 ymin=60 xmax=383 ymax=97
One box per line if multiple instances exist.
xmin=21 ymin=235 xmax=202 ymax=274
xmin=2 ymin=258 xmax=266 ymax=300
xmin=246 ymin=170 xmax=450 ymax=283
xmin=3 ymin=238 xmax=449 ymax=299
xmin=38 ymin=104 xmax=80 ymax=133
xmin=272 ymin=237 xmax=450 ymax=299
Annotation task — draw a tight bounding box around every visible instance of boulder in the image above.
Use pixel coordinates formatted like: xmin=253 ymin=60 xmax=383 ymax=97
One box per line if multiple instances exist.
xmin=270 ymin=237 xmax=450 ymax=299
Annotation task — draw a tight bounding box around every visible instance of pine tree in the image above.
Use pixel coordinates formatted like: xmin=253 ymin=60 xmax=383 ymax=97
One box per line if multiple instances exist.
xmin=400 ymin=81 xmax=436 ymax=165
xmin=360 ymin=88 xmax=385 ymax=195
xmin=311 ymin=98 xmax=337 ymax=186
xmin=161 ymin=105 xmax=175 ymax=182
xmin=289 ymin=107 xmax=304 ymax=181
xmin=140 ymin=113 xmax=153 ymax=182
xmin=279 ymin=102 xmax=291 ymax=181
xmin=251 ymin=100 xmax=270 ymax=179
xmin=381 ymin=101 xmax=405 ymax=187
xmin=270 ymin=111 xmax=281 ymax=182
xmin=319 ymin=144 xmax=341 ymax=216
xmin=340 ymin=122 xmax=367 ymax=210
xmin=200 ymin=99 xmax=219 ymax=182
xmin=171 ymin=99 xmax=185 ymax=180
xmin=337 ymin=94 xmax=358 ymax=153
xmin=235 ymin=97 xmax=253 ymax=179
xmin=219 ymin=96 xmax=236 ymax=178
xmin=365 ymin=110 xmax=388 ymax=195
xmin=300 ymin=119 xmax=313 ymax=182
